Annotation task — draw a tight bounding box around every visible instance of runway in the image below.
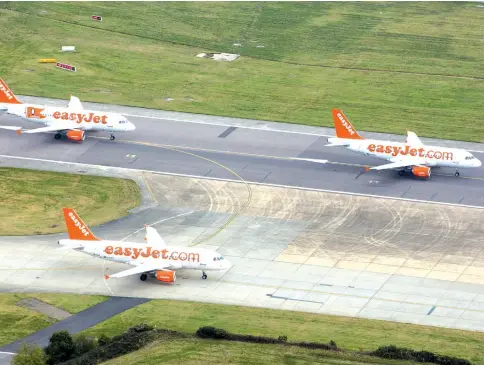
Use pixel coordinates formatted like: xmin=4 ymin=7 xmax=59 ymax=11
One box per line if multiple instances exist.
xmin=1 ymin=98 xmax=484 ymax=333
xmin=2 ymin=102 xmax=484 ymax=207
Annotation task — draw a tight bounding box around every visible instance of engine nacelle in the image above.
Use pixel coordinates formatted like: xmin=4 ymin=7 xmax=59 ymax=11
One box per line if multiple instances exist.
xmin=155 ymin=270 xmax=176 ymax=283
xmin=412 ymin=166 xmax=431 ymax=178
xmin=66 ymin=130 xmax=85 ymax=141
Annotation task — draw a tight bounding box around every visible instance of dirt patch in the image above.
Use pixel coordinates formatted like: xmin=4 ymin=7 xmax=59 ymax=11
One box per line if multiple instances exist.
xmin=17 ymin=298 xmax=71 ymax=320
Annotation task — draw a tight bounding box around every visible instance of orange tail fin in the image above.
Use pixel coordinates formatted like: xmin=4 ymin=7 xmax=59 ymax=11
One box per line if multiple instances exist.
xmin=62 ymin=208 xmax=100 ymax=241
xmin=0 ymin=79 xmax=22 ymax=104
xmin=332 ymin=109 xmax=363 ymax=140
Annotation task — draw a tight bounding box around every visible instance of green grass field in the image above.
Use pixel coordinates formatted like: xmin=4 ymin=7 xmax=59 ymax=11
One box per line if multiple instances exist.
xmin=0 ymin=293 xmax=107 ymax=346
xmin=0 ymin=167 xmax=140 ymax=235
xmin=82 ymin=299 xmax=484 ymax=365
xmin=101 ymin=337 xmax=421 ymax=365
xmin=0 ymin=2 xmax=483 ymax=141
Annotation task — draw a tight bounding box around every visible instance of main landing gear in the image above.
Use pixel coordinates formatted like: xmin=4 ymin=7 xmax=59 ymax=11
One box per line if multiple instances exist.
xmin=54 ymin=133 xmax=62 ymax=140
xmin=454 ymin=170 xmax=460 ymax=177
xmin=140 ymin=273 xmax=148 ymax=281
xmin=110 ymin=132 xmax=115 ymax=141
xmin=202 ymin=272 xmax=207 ymax=280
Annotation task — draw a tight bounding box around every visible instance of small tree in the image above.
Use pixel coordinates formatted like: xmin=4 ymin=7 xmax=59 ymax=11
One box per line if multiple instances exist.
xmin=12 ymin=343 xmax=47 ymax=365
xmin=44 ymin=331 xmax=75 ymax=365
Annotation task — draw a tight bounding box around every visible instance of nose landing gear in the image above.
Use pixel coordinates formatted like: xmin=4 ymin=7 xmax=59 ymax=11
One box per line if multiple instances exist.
xmin=202 ymin=272 xmax=207 ymax=280
xmin=454 ymin=169 xmax=460 ymax=177
xmin=110 ymin=133 xmax=115 ymax=140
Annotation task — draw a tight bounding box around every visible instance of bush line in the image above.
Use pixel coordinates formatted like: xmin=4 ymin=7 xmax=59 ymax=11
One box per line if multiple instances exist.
xmin=11 ymin=324 xmax=472 ymax=365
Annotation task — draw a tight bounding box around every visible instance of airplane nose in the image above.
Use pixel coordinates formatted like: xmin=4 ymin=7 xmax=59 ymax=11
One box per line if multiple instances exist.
xmin=477 ymin=159 xmax=482 ymax=167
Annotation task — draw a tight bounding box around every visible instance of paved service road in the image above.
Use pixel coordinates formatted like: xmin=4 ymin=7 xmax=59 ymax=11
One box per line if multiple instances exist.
xmin=0 ymin=297 xmax=150 ymax=354
xmin=1 ymin=111 xmax=484 ymax=207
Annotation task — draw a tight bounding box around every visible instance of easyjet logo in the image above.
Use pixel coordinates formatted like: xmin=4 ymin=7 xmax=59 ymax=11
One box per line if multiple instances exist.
xmin=0 ymin=81 xmax=14 ymax=100
xmin=368 ymin=144 xmax=454 ymax=161
xmin=103 ymin=246 xmax=200 ymax=262
xmin=68 ymin=212 xmax=90 ymax=237
xmin=26 ymin=107 xmax=46 ymax=119
xmin=337 ymin=112 xmax=355 ymax=135
xmin=52 ymin=111 xmax=108 ymax=124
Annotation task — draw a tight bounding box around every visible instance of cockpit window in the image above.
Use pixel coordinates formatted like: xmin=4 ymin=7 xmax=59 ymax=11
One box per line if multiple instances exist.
xmin=213 ymin=256 xmax=225 ymax=261
xmin=465 ymin=155 xmax=475 ymax=160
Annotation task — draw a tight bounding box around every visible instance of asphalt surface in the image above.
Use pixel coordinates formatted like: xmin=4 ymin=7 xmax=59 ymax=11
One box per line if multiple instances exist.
xmin=1 ymin=110 xmax=484 ymax=207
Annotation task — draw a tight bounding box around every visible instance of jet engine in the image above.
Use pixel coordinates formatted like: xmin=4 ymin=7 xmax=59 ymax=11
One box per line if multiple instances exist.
xmin=411 ymin=166 xmax=431 ymax=178
xmin=66 ymin=130 xmax=85 ymax=141
xmin=155 ymin=270 xmax=176 ymax=283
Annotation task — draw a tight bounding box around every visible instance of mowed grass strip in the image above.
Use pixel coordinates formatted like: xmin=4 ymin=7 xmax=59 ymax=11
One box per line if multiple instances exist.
xmin=0 ymin=3 xmax=483 ymax=141
xmin=4 ymin=2 xmax=484 ymax=78
xmin=82 ymin=300 xmax=484 ymax=365
xmin=100 ymin=337 xmax=422 ymax=365
xmin=0 ymin=293 xmax=107 ymax=346
xmin=0 ymin=168 xmax=140 ymax=235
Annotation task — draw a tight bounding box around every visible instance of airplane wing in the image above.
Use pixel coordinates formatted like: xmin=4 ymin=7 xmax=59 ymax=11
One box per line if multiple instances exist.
xmin=0 ymin=125 xmax=23 ymax=131
xmin=370 ymin=157 xmax=428 ymax=171
xmin=106 ymin=261 xmax=170 ymax=279
xmin=68 ymin=95 xmax=84 ymax=110
xmin=406 ymin=130 xmax=423 ymax=147
xmin=17 ymin=121 xmax=85 ymax=134
xmin=145 ymin=226 xmax=167 ymax=248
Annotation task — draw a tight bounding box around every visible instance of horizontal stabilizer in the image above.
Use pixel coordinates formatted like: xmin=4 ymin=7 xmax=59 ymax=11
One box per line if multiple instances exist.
xmin=56 ymin=243 xmax=85 ymax=250
xmin=325 ymin=141 xmax=350 ymax=147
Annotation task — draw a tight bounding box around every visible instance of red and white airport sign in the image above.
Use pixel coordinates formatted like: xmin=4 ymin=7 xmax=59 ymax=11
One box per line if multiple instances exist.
xmin=56 ymin=62 xmax=76 ymax=72
xmin=92 ymin=15 xmax=102 ymax=21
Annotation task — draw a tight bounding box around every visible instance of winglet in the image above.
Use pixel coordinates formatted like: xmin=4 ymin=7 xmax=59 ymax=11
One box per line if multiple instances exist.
xmin=332 ymin=109 xmax=364 ymax=140
xmin=0 ymin=79 xmax=22 ymax=104
xmin=104 ymin=274 xmax=110 ymax=280
xmin=16 ymin=130 xmax=21 ymax=135
xmin=365 ymin=166 xmax=370 ymax=172
xmin=62 ymin=208 xmax=100 ymax=241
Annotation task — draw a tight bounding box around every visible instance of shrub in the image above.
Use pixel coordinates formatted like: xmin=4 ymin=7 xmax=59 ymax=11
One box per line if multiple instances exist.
xmin=73 ymin=334 xmax=97 ymax=357
xmin=97 ymin=334 xmax=111 ymax=346
xmin=126 ymin=324 xmax=154 ymax=333
xmin=290 ymin=341 xmax=340 ymax=351
xmin=195 ymin=326 xmax=230 ymax=339
xmin=278 ymin=335 xmax=288 ymax=343
xmin=12 ymin=343 xmax=48 ymax=365
xmin=371 ymin=345 xmax=472 ymax=365
xmin=44 ymin=331 xmax=76 ymax=365
xmin=59 ymin=326 xmax=187 ymax=365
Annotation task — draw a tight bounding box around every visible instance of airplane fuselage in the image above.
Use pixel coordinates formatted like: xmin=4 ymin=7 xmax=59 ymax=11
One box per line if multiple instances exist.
xmin=59 ymin=239 xmax=230 ymax=272
xmin=327 ymin=137 xmax=481 ymax=169
xmin=4 ymin=103 xmax=133 ymax=133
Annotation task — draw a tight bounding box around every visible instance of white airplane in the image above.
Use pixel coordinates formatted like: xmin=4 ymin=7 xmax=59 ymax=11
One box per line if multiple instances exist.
xmin=57 ymin=208 xmax=232 ymax=283
xmin=326 ymin=109 xmax=481 ymax=178
xmin=0 ymin=78 xmax=136 ymax=142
